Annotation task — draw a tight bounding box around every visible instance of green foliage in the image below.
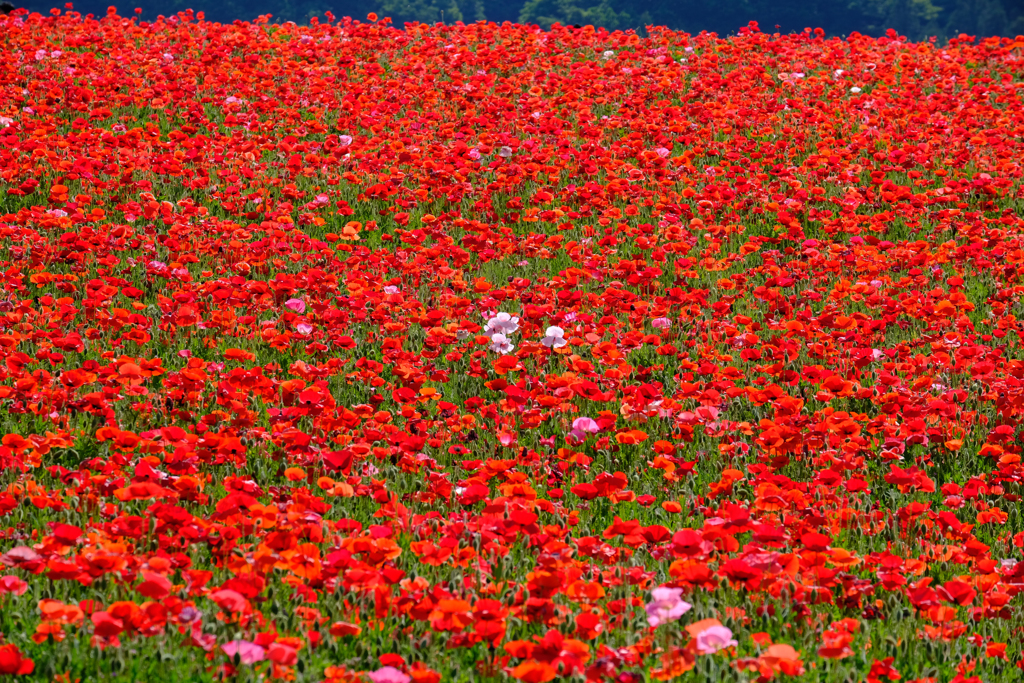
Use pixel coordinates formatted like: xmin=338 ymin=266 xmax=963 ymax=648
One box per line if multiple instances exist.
xmin=942 ymin=0 xmax=1015 ymax=36
xmin=855 ymin=0 xmax=943 ymax=38
xmin=518 ymin=0 xmax=639 ymax=30
xmin=379 ymin=0 xmax=481 ymax=25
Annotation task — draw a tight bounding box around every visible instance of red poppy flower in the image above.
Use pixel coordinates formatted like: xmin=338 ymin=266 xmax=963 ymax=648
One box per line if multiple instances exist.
xmin=0 ymin=645 xmax=33 ymax=676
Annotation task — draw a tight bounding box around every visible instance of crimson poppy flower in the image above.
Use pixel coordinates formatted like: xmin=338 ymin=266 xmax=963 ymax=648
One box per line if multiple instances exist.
xmin=0 ymin=645 xmax=33 ymax=676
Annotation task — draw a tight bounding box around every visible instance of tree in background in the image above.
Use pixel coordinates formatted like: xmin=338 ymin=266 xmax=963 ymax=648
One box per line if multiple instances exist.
xmin=379 ymin=0 xmax=483 ymax=25
xmin=942 ymin=0 xmax=1017 ymax=36
xmin=856 ymin=0 xmax=943 ymax=38
xmin=518 ymin=0 xmax=637 ymax=31
xmin=483 ymin=0 xmax=520 ymax=22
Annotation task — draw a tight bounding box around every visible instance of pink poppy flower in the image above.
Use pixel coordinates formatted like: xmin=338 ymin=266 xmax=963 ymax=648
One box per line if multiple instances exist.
xmin=570 ymin=416 xmax=600 ymax=441
xmin=489 ymin=333 xmax=515 ymax=355
xmin=541 ymin=326 xmax=567 ymax=349
xmin=646 ymin=586 xmax=692 ymax=627
xmin=0 ymin=575 xmax=28 ymax=596
xmin=222 ymin=640 xmax=265 ymax=665
xmin=367 ymin=666 xmax=410 ymax=683
xmin=695 ymin=625 xmax=738 ymax=654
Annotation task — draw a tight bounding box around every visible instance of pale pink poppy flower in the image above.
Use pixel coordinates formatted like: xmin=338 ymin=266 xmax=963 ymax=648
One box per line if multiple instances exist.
xmin=646 ymin=586 xmax=691 ymax=627
xmin=485 ymin=312 xmax=519 ymax=336
xmin=284 ymin=298 xmax=306 ymax=314
xmin=489 ymin=333 xmax=514 ymax=355
xmin=695 ymin=625 xmax=738 ymax=654
xmin=541 ymin=326 xmax=567 ymax=349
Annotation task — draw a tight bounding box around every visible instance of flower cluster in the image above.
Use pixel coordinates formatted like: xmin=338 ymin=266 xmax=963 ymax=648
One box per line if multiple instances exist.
xmin=0 ymin=6 xmax=1021 ymax=682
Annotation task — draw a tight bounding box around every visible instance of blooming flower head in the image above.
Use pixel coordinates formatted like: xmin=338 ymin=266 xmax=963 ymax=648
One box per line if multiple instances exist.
xmin=570 ymin=417 xmax=600 ymax=442
xmin=221 ymin=640 xmax=265 ymax=665
xmin=652 ymin=317 xmax=672 ymax=330
xmin=490 ymin=333 xmax=515 ymax=355
xmin=695 ymin=625 xmax=737 ymax=654
xmin=646 ymin=586 xmax=691 ymax=627
xmin=367 ymin=667 xmax=410 ymax=683
xmin=0 ymin=575 xmax=28 ymax=596
xmin=284 ymin=298 xmax=306 ymax=314
xmin=0 ymin=644 xmax=33 ymax=676
xmin=178 ymin=606 xmax=201 ymax=623
xmin=541 ymin=326 xmax=567 ymax=349
xmin=485 ymin=312 xmax=519 ymax=336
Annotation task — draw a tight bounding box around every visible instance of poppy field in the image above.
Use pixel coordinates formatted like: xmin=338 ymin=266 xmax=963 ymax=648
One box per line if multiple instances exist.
xmin=3 ymin=6 xmax=1024 ymax=682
